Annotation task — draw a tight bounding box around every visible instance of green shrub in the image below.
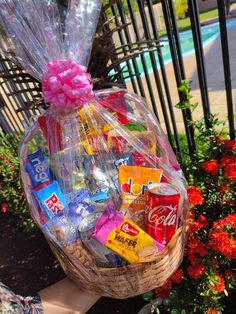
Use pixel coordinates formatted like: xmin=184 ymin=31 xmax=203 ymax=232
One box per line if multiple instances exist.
xmin=174 ymin=0 xmax=188 ymax=20
xmin=0 ymin=132 xmax=36 ymax=232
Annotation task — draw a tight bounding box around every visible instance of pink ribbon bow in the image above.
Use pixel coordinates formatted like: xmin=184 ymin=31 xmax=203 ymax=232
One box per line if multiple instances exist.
xmin=42 ymin=60 xmax=94 ymax=110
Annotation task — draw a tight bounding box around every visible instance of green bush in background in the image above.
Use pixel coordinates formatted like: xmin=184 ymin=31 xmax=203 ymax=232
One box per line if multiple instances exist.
xmin=0 ymin=132 xmax=35 ymax=232
xmin=174 ymin=0 xmax=188 ymax=20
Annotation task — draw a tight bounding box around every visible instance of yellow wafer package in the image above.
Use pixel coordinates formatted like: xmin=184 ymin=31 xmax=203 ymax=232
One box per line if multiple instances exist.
xmin=91 ymin=203 xmax=164 ymax=264
xmin=118 ymin=165 xmax=163 ymax=216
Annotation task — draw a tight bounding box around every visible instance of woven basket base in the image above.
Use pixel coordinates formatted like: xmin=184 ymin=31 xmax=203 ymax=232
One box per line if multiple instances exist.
xmin=49 ymin=227 xmax=184 ymax=299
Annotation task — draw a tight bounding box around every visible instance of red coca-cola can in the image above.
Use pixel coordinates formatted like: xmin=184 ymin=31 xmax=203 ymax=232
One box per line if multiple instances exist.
xmin=145 ymin=183 xmax=180 ymax=245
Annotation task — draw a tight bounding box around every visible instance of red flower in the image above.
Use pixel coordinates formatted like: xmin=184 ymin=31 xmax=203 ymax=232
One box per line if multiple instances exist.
xmin=189 ymin=214 xmax=208 ymax=234
xmin=187 ymin=264 xmax=205 ymax=279
xmin=187 ymin=186 xmax=204 ymax=206
xmin=187 ymin=251 xmax=199 ymax=264
xmin=188 ymin=237 xmax=207 ymax=257
xmin=210 ymin=258 xmax=218 ymax=267
xmin=162 ymin=280 xmax=172 ymax=291
xmin=222 ymin=198 xmax=232 ymax=206
xmin=220 ymin=156 xmax=236 ymax=167
xmin=187 ymin=237 xmax=207 ymax=266
xmin=202 ymin=160 xmax=219 ymax=176
xmin=170 ymin=268 xmax=184 ymax=284
xmin=208 ymin=214 xmax=236 ymax=259
xmin=218 ymin=183 xmax=230 ymax=194
xmin=210 ymin=275 xmax=225 ymax=293
xmin=220 ymin=139 xmax=236 ymax=152
xmin=1 ymin=203 xmax=8 ymax=213
xmin=154 ymin=280 xmax=172 ymax=299
xmin=222 ymin=214 xmax=236 ymax=229
xmin=210 ymin=230 xmax=228 ymax=249
xmin=224 ymin=164 xmax=236 ymax=181
xmin=224 ymin=270 xmax=233 ymax=280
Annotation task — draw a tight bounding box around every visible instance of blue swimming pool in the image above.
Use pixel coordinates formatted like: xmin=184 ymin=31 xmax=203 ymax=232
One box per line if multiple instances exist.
xmin=116 ymin=18 xmax=236 ymax=78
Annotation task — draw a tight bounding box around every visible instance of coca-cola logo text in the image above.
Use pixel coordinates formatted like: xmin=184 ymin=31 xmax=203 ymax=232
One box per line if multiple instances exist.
xmin=121 ymin=222 xmax=139 ymax=236
xmin=146 ymin=205 xmax=177 ymax=226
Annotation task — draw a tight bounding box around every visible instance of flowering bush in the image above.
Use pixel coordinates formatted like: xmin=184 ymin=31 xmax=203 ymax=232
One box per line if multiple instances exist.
xmin=0 ymin=132 xmax=35 ymax=231
xmin=143 ymin=114 xmax=236 ymax=313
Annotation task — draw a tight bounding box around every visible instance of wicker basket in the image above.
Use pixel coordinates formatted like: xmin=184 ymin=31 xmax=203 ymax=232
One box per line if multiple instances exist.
xmin=48 ymin=226 xmax=184 ymax=299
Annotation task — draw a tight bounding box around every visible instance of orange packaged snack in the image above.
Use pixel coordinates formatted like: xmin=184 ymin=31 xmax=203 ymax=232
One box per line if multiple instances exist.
xmin=118 ymin=165 xmax=163 ymax=216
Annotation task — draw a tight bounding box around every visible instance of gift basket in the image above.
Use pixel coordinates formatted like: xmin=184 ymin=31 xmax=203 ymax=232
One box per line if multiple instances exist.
xmin=0 ymin=0 xmax=189 ymax=299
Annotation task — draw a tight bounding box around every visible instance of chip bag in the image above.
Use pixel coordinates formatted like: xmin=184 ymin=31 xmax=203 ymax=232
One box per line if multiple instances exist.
xmin=119 ymin=166 xmax=163 ymax=216
xmin=0 ymin=0 xmax=189 ymax=298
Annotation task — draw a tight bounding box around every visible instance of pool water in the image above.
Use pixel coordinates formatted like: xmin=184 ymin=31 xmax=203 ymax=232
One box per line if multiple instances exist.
xmin=116 ymin=18 xmax=236 ymax=78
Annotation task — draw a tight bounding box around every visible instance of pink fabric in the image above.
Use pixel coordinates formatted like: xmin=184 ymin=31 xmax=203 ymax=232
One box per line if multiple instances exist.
xmin=42 ymin=60 xmax=94 ymax=110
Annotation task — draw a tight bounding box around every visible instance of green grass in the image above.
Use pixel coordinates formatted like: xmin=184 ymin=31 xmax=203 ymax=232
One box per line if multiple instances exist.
xmin=158 ymin=7 xmax=219 ymax=37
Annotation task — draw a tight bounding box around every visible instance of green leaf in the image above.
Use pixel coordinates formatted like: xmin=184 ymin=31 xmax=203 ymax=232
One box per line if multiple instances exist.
xmin=175 ymin=102 xmax=190 ymax=110
xmin=178 ymin=85 xmax=187 ymax=92
xmin=142 ymin=291 xmax=154 ymax=301
xmin=191 ymin=102 xmax=199 ymax=111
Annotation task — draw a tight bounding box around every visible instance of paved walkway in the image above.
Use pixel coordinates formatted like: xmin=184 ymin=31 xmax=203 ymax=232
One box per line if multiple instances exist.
xmin=127 ymin=8 xmax=236 ymax=134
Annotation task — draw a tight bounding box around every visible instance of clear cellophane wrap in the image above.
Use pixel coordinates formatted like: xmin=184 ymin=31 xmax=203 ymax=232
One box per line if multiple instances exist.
xmin=0 ymin=0 xmax=189 ymax=298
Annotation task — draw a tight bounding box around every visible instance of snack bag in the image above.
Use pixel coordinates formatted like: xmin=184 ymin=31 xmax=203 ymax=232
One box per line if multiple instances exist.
xmin=0 ymin=0 xmax=189 ymax=298
xmin=119 ymin=166 xmax=163 ymax=216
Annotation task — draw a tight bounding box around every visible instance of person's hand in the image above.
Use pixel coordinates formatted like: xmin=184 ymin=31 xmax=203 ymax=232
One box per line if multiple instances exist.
xmin=39 ymin=278 xmax=101 ymax=314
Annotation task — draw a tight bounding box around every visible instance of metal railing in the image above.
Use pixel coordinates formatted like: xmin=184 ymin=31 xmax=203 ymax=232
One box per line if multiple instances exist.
xmin=0 ymin=54 xmax=41 ymax=132
xmin=108 ymin=0 xmax=236 ymax=158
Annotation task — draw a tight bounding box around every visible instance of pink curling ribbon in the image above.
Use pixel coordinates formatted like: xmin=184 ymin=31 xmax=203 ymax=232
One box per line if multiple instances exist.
xmin=42 ymin=60 xmax=94 ymax=110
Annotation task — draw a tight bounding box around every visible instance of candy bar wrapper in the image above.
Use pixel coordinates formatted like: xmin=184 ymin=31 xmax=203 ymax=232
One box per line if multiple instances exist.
xmin=63 ymin=188 xmax=95 ymax=227
xmin=0 ymin=0 xmax=189 ymax=297
xmin=26 ymin=150 xmax=52 ymax=188
xmin=33 ymin=181 xmax=66 ymax=219
xmin=92 ymin=203 xmax=164 ymax=264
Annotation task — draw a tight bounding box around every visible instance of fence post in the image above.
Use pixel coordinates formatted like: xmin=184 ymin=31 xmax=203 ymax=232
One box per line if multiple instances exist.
xmin=217 ymin=0 xmax=235 ymax=139
xmin=187 ymin=0 xmax=211 ymax=128
xmin=146 ymin=0 xmax=183 ymax=158
xmin=161 ymin=0 xmax=197 ymax=155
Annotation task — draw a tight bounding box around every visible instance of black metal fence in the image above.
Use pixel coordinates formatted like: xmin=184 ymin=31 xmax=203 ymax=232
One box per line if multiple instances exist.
xmin=109 ymin=0 xmax=235 ymax=159
xmin=0 ymin=0 xmax=235 ymax=160
xmin=0 ymin=54 xmax=41 ymax=132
